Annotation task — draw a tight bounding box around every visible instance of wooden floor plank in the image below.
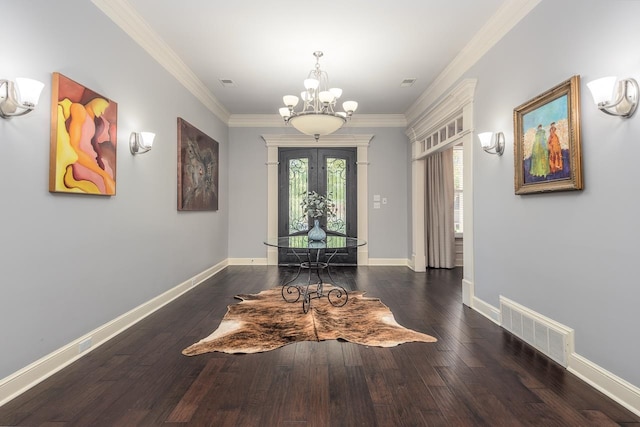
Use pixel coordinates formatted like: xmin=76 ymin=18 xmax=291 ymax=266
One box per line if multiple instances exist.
xmin=0 ymin=266 xmax=638 ymax=426
xmin=165 ymin=358 xmax=226 ymax=423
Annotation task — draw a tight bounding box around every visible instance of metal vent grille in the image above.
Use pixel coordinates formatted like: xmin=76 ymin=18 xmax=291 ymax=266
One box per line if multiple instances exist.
xmin=400 ymin=78 xmax=416 ymax=87
xmin=500 ymin=296 xmax=574 ymax=367
xmin=219 ymin=79 xmax=237 ymax=88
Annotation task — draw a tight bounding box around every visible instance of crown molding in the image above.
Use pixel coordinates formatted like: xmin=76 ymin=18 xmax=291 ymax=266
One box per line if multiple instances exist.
xmin=228 ymin=114 xmax=406 ymax=128
xmin=92 ymin=0 xmax=538 ymax=130
xmin=404 ymin=0 xmax=541 ymax=125
xmin=406 ymin=78 xmax=477 ymax=140
xmin=91 ymin=0 xmax=230 ymax=123
xmin=228 ymin=115 xmax=285 ymax=128
xmin=348 ymin=114 xmax=407 ymax=127
xmin=261 ymin=133 xmax=374 ymax=147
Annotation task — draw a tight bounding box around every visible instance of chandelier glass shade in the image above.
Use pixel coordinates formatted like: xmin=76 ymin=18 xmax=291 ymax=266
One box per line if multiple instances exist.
xmin=279 ymin=51 xmax=357 ymax=140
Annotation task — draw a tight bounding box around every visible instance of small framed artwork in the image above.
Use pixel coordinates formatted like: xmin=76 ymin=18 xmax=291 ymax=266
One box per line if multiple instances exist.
xmin=513 ymin=75 xmax=583 ymax=195
xmin=49 ymin=72 xmax=118 ymax=195
xmin=177 ymin=117 xmax=219 ymax=211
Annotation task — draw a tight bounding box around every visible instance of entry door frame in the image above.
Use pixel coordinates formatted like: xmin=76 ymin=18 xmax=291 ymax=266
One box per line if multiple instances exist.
xmin=262 ymin=133 xmax=373 ymax=266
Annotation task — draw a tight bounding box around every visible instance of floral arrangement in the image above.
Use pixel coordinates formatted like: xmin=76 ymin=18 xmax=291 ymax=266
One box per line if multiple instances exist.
xmin=300 ymin=191 xmax=336 ymax=218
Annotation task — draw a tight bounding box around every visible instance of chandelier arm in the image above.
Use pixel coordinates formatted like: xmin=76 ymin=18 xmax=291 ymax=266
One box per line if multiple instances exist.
xmin=280 ymin=51 xmax=357 ymax=139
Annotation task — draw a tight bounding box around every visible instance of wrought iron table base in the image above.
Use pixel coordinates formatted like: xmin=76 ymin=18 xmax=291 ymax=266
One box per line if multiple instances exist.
xmin=280 ymin=247 xmax=348 ymax=313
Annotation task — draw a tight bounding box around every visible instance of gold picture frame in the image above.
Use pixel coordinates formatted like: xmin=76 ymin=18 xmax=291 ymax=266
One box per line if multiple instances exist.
xmin=513 ymin=75 xmax=582 ymax=195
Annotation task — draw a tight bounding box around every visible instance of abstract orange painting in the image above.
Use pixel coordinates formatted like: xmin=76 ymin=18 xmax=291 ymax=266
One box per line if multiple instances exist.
xmin=49 ymin=72 xmax=118 ymax=195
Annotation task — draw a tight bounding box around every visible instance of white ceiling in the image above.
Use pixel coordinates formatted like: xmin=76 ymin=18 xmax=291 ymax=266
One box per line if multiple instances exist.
xmin=98 ymin=0 xmax=524 ymax=119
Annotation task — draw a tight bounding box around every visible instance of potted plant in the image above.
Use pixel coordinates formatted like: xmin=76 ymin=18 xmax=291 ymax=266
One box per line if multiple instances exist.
xmin=300 ymin=191 xmax=336 ymax=241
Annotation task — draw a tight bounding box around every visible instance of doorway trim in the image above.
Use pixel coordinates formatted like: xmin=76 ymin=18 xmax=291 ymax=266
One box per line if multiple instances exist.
xmin=262 ymin=134 xmax=374 ymax=266
xmin=405 ymin=78 xmax=476 ymax=306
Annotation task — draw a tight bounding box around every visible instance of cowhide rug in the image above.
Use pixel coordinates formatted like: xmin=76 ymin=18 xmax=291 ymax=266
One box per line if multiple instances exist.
xmin=182 ymin=285 xmax=437 ymax=356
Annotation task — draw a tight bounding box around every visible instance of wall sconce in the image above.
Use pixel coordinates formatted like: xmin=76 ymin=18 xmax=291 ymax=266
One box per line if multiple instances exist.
xmin=129 ymin=131 xmax=155 ymax=155
xmin=478 ymin=131 xmax=505 ymax=156
xmin=586 ymin=76 xmax=638 ymax=118
xmin=0 ymin=77 xmax=45 ymax=118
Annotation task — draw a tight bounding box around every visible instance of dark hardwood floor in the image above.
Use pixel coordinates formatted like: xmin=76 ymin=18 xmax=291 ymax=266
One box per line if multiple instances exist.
xmin=1 ymin=266 xmax=639 ymax=426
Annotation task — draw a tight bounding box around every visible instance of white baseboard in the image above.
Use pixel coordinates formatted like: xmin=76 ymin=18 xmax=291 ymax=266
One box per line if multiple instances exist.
xmin=468 ymin=294 xmax=640 ymax=417
xmin=367 ymin=258 xmax=410 ymax=266
xmin=471 ymin=295 xmax=501 ymax=324
xmin=568 ymin=353 xmax=640 ymax=417
xmin=0 ymin=259 xmax=228 ymax=407
xmin=462 ymin=278 xmax=473 ymax=307
xmin=227 ymin=257 xmax=268 ymax=265
xmin=228 ymin=257 xmax=410 ymax=267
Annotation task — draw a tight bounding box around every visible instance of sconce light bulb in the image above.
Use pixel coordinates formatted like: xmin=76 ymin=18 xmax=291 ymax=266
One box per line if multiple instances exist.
xmin=587 ymin=76 xmax=616 ymax=105
xmin=15 ymin=78 xmax=45 ymax=107
xmin=478 ymin=132 xmax=493 ymax=148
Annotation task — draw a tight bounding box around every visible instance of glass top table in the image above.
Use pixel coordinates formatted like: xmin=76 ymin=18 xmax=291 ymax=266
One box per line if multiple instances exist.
xmin=264 ymin=235 xmax=366 ymax=250
xmin=263 ymin=235 xmax=366 ymax=313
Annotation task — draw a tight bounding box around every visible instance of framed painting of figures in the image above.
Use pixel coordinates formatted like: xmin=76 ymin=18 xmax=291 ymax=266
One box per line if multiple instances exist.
xmin=513 ymin=75 xmax=583 ymax=195
xmin=49 ymin=72 xmax=118 ymax=195
xmin=177 ymin=117 xmax=219 ymax=211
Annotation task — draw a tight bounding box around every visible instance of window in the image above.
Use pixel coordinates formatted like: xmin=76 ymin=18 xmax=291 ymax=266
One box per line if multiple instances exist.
xmin=453 ymin=145 xmax=463 ymax=236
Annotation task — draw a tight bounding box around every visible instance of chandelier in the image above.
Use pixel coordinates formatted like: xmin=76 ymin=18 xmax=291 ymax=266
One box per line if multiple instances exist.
xmin=279 ymin=51 xmax=358 ymax=141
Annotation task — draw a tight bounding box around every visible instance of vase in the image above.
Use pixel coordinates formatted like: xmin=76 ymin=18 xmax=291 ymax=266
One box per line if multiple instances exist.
xmin=307 ymin=218 xmax=326 ymax=241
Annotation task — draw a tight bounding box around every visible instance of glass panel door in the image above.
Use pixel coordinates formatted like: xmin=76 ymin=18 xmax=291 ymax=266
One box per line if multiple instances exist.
xmin=326 ymin=157 xmax=347 ymax=235
xmin=278 ymin=147 xmax=357 ymax=265
xmin=288 ymin=157 xmax=309 ymax=234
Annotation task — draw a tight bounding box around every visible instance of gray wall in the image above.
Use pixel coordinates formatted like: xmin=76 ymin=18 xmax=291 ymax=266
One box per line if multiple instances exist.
xmin=1 ymin=1 xmax=228 ymax=379
xmin=468 ymin=0 xmax=640 ymax=386
xmin=367 ymin=128 xmax=410 ymax=259
xmin=228 ymin=127 xmax=410 ymax=260
xmin=227 ymin=127 xmax=270 ymax=259
xmin=9 ymin=0 xmax=636 ymax=400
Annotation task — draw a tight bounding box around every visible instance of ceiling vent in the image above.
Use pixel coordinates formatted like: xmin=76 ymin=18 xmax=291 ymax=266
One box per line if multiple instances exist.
xmin=219 ymin=79 xmax=237 ymax=88
xmin=400 ymin=78 xmax=416 ymax=88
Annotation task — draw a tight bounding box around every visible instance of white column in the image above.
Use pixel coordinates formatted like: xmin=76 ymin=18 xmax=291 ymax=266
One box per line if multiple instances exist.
xmin=411 ymin=151 xmax=426 ymax=272
xmin=266 ymin=145 xmax=279 ymax=265
xmin=357 ymin=146 xmax=369 ymax=266
xmin=461 ymin=103 xmax=475 ymax=306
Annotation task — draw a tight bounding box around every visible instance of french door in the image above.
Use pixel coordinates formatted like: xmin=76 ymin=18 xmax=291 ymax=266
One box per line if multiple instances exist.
xmin=278 ymin=147 xmax=357 ymax=265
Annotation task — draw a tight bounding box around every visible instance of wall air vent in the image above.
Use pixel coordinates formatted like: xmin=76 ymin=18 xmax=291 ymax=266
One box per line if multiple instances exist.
xmin=500 ymin=296 xmax=574 ymax=367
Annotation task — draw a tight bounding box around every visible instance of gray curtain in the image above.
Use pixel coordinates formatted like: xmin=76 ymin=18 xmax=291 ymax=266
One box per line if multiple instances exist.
xmin=425 ymin=149 xmax=455 ymax=268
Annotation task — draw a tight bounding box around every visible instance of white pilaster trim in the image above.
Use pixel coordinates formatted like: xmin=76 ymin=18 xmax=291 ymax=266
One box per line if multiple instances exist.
xmin=266 ymin=145 xmax=279 ymax=265
xmin=261 ymin=134 xmax=373 ymax=266
xmin=462 ymin=278 xmax=473 ymax=307
xmin=461 ymin=103 xmax=475 ymax=295
xmin=356 ymin=143 xmax=369 ymax=266
xmin=410 ymin=156 xmax=426 ymax=272
xmin=0 ymin=260 xmax=228 ymax=407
